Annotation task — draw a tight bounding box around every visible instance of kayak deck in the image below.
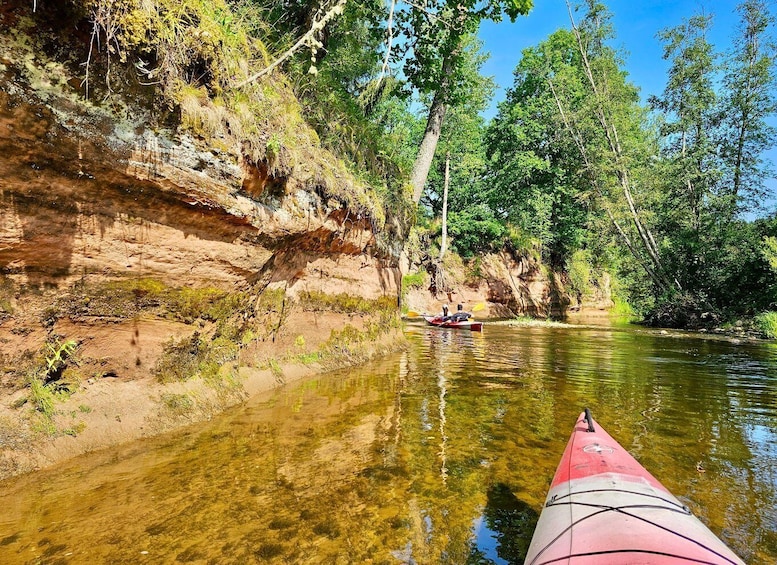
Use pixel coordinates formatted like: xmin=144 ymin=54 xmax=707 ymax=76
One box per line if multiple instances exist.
xmin=524 ymin=411 xmax=745 ymax=565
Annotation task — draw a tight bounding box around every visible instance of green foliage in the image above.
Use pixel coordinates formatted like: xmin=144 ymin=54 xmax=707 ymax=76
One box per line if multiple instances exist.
xmin=610 ymin=298 xmax=635 ymax=319
xmin=754 ymin=311 xmax=777 ymax=338
xmin=28 ymin=377 xmax=56 ymax=422
xmin=398 ymin=0 xmax=533 ymax=104
xmin=567 ymin=249 xmax=593 ymax=298
xmin=719 ymin=0 xmax=777 ymax=209
xmin=763 ymin=236 xmax=777 ymax=272
xmin=153 ymin=331 xmax=239 ymax=384
xmin=248 ymin=0 xmax=415 ymax=222
xmin=505 ymin=226 xmax=542 ymax=262
xmin=77 ymin=0 xmax=405 ymax=230
xmin=483 ymin=0 xmax=775 ymax=326
xmin=23 ymin=338 xmax=80 ymax=435
xmin=44 ymin=339 xmax=78 ymax=379
xmin=447 ymin=206 xmax=507 ymax=259
xmin=402 ymin=270 xmax=428 ymax=293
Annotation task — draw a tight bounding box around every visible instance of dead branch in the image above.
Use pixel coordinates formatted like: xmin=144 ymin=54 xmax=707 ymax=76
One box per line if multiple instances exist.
xmin=234 ymin=0 xmax=347 ymax=88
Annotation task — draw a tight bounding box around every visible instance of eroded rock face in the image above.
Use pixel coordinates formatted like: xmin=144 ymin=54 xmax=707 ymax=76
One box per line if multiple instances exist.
xmin=403 ymin=251 xmax=573 ymax=320
xmin=0 ymin=12 xmax=401 ymax=478
xmin=0 ymin=90 xmax=396 ymax=296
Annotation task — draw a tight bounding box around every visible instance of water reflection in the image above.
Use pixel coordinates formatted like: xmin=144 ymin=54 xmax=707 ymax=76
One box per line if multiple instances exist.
xmin=0 ymin=323 xmax=775 ymax=564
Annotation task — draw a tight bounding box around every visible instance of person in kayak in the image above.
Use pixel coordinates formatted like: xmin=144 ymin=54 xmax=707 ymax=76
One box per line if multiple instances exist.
xmin=441 ymin=304 xmax=450 ymax=320
xmin=451 ymin=304 xmax=472 ymax=322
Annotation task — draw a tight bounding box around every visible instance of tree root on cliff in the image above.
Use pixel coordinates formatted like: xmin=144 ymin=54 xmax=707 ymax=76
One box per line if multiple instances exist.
xmin=427 ymin=258 xmax=453 ymax=300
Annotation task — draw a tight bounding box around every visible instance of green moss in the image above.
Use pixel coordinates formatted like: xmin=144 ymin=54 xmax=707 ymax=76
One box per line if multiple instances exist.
xmin=298 ymin=291 xmax=396 ymax=316
xmin=153 ymin=331 xmax=240 ymax=385
xmin=59 ymin=278 xmax=251 ymax=327
xmin=402 ymin=270 xmax=427 ymax=293
xmin=160 ymin=392 xmax=195 ymax=416
xmin=0 ymin=276 xmax=14 ymax=315
xmin=256 ymin=288 xmax=287 ymax=313
xmin=295 ymin=351 xmax=322 ymax=365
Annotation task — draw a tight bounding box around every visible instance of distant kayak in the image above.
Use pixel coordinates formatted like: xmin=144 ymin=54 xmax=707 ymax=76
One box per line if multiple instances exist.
xmin=423 ymin=315 xmax=483 ymax=331
xmin=525 ymin=409 xmax=745 ymax=565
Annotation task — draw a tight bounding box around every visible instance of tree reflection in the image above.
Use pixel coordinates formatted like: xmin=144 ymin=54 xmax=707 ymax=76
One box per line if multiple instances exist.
xmin=468 ymin=483 xmax=539 ymax=564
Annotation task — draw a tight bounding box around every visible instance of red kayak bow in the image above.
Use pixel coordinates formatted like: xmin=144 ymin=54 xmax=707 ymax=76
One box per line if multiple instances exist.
xmin=524 ymin=409 xmax=745 ymax=565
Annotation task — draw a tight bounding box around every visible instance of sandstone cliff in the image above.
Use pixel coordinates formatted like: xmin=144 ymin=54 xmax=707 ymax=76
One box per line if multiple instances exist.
xmin=0 ymin=2 xmax=404 ymax=478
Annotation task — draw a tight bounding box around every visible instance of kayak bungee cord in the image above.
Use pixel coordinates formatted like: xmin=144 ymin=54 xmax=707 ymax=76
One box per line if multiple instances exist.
xmin=527 ymin=501 xmax=741 ymax=565
xmin=547 ymin=487 xmax=689 ymax=511
xmin=529 ymin=549 xmax=741 ymax=565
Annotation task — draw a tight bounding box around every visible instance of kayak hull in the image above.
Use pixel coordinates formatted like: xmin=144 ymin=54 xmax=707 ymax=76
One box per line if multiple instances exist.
xmin=524 ymin=412 xmax=744 ymax=565
xmin=423 ymin=316 xmax=483 ymax=331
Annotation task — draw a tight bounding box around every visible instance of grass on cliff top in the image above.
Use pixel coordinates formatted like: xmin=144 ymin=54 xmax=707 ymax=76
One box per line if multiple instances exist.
xmin=73 ymin=0 xmax=395 ymax=227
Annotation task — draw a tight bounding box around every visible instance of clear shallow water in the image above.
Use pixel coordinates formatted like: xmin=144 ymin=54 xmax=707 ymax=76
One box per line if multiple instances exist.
xmin=0 ymin=322 xmax=775 ymax=564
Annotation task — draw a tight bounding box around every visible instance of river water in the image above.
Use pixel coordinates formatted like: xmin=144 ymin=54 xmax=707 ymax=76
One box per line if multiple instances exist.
xmin=1 ymin=321 xmax=776 ymax=564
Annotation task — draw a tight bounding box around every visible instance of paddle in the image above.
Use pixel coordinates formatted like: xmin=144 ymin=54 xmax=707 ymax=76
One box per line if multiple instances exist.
xmin=405 ymin=309 xmax=426 ymax=318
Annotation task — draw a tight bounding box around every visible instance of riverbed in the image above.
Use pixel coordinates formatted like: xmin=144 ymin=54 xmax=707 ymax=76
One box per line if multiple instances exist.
xmin=1 ymin=321 xmax=775 ymax=564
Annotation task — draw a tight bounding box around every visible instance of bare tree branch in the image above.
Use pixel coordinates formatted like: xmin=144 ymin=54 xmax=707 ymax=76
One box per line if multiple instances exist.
xmin=234 ymin=0 xmax=347 ymax=89
xmin=379 ymin=0 xmax=398 ymax=81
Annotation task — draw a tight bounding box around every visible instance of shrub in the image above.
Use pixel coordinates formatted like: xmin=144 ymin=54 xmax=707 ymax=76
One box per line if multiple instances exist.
xmin=567 ymin=249 xmax=593 ymax=299
xmin=755 ymin=311 xmax=777 ymax=339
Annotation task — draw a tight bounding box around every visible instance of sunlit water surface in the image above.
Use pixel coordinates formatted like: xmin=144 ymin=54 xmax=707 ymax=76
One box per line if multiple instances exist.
xmin=1 ymin=322 xmax=776 ymax=564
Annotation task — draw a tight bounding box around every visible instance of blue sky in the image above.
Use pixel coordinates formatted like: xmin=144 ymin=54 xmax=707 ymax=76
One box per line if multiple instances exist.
xmin=479 ymin=0 xmax=749 ymax=116
xmin=477 ymin=0 xmax=777 ymax=214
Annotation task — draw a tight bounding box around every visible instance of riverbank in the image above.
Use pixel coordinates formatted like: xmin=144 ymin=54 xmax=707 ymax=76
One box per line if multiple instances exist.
xmin=491 ymin=314 xmax=773 ymax=344
xmin=0 ymin=295 xmax=406 ymax=480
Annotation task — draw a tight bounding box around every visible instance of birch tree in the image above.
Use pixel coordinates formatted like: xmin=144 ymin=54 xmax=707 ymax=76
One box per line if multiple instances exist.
xmin=720 ymin=0 xmax=777 ymax=213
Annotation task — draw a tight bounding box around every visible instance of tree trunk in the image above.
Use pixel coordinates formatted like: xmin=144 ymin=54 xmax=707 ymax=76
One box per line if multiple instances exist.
xmin=410 ymin=91 xmax=448 ymax=203
xmin=440 ymin=152 xmax=450 ymax=259
xmin=410 ymin=49 xmax=457 ymax=203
